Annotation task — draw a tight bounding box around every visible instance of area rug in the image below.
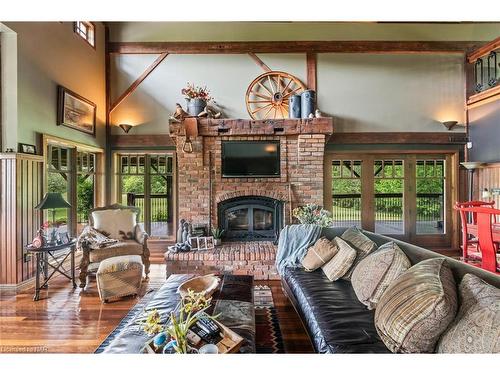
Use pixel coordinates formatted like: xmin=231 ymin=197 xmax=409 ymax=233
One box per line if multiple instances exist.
xmin=254 ymin=285 xmax=285 ymax=353
xmin=95 ymin=281 xmax=285 ymax=354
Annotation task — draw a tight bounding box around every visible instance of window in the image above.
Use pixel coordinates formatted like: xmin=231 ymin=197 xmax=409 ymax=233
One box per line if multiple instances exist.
xmin=117 ymin=153 xmax=174 ymax=238
xmin=325 ymin=152 xmax=455 ymax=248
xmin=47 ymin=142 xmax=101 ymax=237
xmin=74 ymin=21 xmax=95 ymax=47
xmin=47 ymin=145 xmax=72 ymax=236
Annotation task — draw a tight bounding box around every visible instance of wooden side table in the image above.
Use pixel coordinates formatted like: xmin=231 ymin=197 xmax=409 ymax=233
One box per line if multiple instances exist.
xmin=25 ymin=239 xmax=77 ymax=301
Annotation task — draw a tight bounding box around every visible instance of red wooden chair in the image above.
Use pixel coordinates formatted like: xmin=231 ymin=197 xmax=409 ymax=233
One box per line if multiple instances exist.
xmin=458 ymin=206 xmax=500 ymax=273
xmin=454 ymin=201 xmax=495 ymax=260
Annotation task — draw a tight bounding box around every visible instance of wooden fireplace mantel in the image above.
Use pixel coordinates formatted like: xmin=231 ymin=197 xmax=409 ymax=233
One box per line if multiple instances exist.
xmin=169 ymin=117 xmax=334 ymax=137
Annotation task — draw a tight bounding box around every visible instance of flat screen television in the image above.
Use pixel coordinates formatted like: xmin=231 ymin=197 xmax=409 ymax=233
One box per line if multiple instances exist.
xmin=222 ymin=141 xmax=280 ymax=177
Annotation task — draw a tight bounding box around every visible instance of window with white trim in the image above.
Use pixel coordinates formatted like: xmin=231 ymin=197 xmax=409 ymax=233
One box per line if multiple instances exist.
xmin=74 ymin=21 xmax=95 ymax=47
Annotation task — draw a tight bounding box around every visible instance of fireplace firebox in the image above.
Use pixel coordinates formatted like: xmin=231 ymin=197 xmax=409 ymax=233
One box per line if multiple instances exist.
xmin=218 ymin=196 xmax=283 ymax=242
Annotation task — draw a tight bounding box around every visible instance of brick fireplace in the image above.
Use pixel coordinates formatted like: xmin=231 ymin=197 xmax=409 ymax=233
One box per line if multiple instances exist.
xmin=166 ymin=118 xmax=333 ymax=279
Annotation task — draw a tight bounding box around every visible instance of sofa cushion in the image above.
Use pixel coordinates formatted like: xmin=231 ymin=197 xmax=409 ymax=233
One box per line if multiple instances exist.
xmin=302 ymin=237 xmax=338 ymax=271
xmin=282 ymin=267 xmax=390 ymax=353
xmin=437 ymin=273 xmax=500 ymax=353
xmin=92 ymin=208 xmax=137 ymax=240
xmin=89 ymin=240 xmax=143 ymax=263
xmin=340 ymin=227 xmax=378 ymax=280
xmin=351 ymin=241 xmax=411 ymax=309
xmin=374 ymin=258 xmax=458 ymax=353
xmin=321 ymin=237 xmax=357 ymax=281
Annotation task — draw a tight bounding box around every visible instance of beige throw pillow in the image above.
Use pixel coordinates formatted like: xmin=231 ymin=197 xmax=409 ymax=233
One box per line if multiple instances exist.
xmin=321 ymin=237 xmax=357 ymax=281
xmin=340 ymin=227 xmax=378 ymax=280
xmin=351 ymin=241 xmax=411 ymax=310
xmin=302 ymin=237 xmax=338 ymax=271
xmin=374 ymin=258 xmax=458 ymax=353
xmin=437 ymin=273 xmax=500 ymax=353
xmin=92 ymin=208 xmax=137 ymax=240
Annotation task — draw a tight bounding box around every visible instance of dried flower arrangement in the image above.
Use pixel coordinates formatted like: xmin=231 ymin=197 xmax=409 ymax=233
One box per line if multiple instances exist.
xmin=181 ymin=83 xmax=213 ymax=102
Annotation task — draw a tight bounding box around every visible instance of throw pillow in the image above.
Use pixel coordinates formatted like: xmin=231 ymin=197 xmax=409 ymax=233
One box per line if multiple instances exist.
xmin=351 ymin=241 xmax=411 ymax=310
xmin=374 ymin=258 xmax=458 ymax=353
xmin=340 ymin=227 xmax=378 ymax=280
xmin=92 ymin=208 xmax=137 ymax=240
xmin=321 ymin=237 xmax=357 ymax=281
xmin=302 ymin=237 xmax=338 ymax=271
xmin=436 ymin=273 xmax=500 ymax=353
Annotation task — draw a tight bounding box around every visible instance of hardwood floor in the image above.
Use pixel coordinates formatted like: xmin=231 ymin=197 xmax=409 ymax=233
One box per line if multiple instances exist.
xmin=0 ymin=264 xmax=313 ymax=354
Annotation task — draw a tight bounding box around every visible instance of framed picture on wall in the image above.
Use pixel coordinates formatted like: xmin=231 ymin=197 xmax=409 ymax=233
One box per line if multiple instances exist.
xmin=57 ymin=85 xmax=96 ymax=136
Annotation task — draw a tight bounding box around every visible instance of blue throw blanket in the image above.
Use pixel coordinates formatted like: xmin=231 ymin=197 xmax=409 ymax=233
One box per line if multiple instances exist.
xmin=275 ymin=224 xmax=322 ymax=275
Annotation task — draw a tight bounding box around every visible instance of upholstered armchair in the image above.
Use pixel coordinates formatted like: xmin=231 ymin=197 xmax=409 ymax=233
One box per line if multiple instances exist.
xmin=78 ymin=204 xmax=150 ymax=288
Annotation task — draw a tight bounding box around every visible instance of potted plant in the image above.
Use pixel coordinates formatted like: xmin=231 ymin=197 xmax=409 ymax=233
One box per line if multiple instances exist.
xmin=292 ymin=204 xmax=333 ymax=227
xmin=181 ymin=83 xmax=214 ymax=116
xmin=211 ymin=227 xmax=224 ymax=246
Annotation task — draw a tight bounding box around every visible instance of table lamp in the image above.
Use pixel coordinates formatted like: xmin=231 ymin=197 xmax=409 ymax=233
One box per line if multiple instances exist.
xmin=35 ymin=192 xmax=71 ymax=244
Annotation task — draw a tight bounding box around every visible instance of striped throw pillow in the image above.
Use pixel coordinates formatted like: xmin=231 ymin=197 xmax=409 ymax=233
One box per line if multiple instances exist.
xmin=321 ymin=237 xmax=357 ymax=281
xmin=374 ymin=258 xmax=458 ymax=353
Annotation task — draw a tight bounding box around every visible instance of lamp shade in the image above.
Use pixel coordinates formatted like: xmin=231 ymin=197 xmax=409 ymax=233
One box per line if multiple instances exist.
xmin=35 ymin=192 xmax=71 ymax=210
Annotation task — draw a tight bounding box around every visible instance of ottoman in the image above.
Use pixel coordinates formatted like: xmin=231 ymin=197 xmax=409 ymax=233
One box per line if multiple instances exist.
xmin=96 ymin=255 xmax=144 ymax=303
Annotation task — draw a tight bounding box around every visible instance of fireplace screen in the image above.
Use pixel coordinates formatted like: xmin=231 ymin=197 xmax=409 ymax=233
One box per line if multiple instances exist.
xmin=218 ymin=196 xmax=283 ymax=241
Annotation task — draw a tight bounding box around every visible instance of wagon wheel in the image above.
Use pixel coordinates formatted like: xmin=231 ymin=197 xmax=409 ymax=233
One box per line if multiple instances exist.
xmin=245 ymin=71 xmax=306 ymax=120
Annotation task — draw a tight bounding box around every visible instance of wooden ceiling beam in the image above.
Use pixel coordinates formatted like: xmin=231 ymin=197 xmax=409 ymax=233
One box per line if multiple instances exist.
xmin=306 ymin=52 xmax=317 ymax=91
xmin=247 ymin=52 xmax=271 ymax=72
xmin=110 ymin=52 xmax=169 ymax=112
xmin=330 ymin=132 xmax=468 ymax=145
xmin=108 ymin=41 xmax=481 ymax=55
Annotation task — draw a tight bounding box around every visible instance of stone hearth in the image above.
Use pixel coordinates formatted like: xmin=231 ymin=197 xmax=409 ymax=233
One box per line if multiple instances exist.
xmin=165 ymin=242 xmax=279 ymax=280
xmin=168 ymin=117 xmax=333 ymax=279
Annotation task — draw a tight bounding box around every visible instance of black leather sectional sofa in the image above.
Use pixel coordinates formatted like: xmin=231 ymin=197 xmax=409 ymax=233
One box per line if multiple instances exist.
xmin=281 ymin=227 xmax=500 ymax=353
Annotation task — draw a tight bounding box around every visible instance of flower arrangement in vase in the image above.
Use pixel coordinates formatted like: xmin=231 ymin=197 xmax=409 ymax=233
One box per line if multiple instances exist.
xmin=292 ymin=204 xmax=333 ymax=227
xmin=143 ymin=289 xmax=219 ymax=354
xmin=181 ymin=83 xmax=214 ymax=116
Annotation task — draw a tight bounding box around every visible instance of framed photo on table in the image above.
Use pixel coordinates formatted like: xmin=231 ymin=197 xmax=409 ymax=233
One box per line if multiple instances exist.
xmin=18 ymin=143 xmax=37 ymax=154
xmin=57 ymin=86 xmax=96 ymax=136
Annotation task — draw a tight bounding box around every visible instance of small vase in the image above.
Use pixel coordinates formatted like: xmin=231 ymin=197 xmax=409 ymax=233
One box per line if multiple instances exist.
xmin=214 ymin=238 xmax=222 ymax=246
xmin=186 ymin=98 xmax=206 ymax=116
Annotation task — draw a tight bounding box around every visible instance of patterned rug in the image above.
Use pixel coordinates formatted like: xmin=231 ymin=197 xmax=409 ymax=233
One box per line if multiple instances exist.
xmin=254 ymin=285 xmax=285 ymax=353
xmin=95 ymin=281 xmax=285 ymax=353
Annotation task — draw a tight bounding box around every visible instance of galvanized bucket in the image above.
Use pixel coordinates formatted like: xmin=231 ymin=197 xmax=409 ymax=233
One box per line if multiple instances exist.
xmin=186 ymin=98 xmax=206 ymax=116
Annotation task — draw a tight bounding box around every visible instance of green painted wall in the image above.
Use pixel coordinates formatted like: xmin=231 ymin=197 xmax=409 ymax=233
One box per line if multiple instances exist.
xmin=110 ymin=52 xmax=466 ymax=135
xmin=108 ymin=22 xmax=500 ymax=42
xmin=3 ymin=22 xmax=106 ymax=150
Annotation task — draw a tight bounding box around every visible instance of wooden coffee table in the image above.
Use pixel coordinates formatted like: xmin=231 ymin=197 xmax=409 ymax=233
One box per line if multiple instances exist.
xmin=100 ymin=274 xmax=255 ymax=353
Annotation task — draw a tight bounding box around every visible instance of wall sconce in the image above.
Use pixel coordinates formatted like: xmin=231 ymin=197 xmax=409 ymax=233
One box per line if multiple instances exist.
xmin=119 ymin=123 xmax=133 ymax=133
xmin=442 ymin=121 xmax=458 ymax=131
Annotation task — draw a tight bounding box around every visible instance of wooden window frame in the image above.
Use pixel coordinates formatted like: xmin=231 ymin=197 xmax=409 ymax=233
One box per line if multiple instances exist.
xmin=324 ymin=150 xmax=460 ymax=250
xmin=42 ymin=135 xmax=104 ymax=237
xmin=73 ymin=21 xmax=96 ymax=49
xmin=112 ymin=150 xmax=177 ymax=240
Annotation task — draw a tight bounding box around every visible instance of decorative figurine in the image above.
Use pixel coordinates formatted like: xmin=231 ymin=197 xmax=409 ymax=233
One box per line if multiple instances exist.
xmin=315 ymin=109 xmax=323 ymax=118
xmin=177 ymin=219 xmax=185 ymax=243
